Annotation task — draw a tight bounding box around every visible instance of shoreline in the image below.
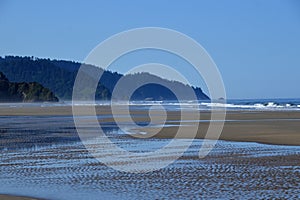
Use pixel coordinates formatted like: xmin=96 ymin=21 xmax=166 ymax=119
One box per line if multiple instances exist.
xmin=0 ymin=106 xmax=300 ymax=146
xmin=1 ymin=105 xmax=300 ymax=116
xmin=0 ymin=194 xmax=41 ymax=200
xmin=1 ymin=106 xmax=300 ymax=199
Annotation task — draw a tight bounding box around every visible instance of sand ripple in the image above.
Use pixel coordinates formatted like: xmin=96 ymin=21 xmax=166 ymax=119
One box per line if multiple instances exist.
xmin=0 ymin=116 xmax=300 ymax=199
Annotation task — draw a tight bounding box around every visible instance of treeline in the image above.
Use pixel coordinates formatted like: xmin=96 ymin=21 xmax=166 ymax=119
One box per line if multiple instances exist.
xmin=0 ymin=72 xmax=58 ymax=102
xmin=0 ymin=56 xmax=209 ymax=101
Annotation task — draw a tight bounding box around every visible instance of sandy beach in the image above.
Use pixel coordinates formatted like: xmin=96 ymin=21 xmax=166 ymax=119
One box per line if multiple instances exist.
xmin=0 ymin=194 xmax=39 ymax=200
xmin=1 ymin=105 xmax=300 ymax=199
xmin=2 ymin=1 xmax=299 ymax=199
xmin=1 ymin=106 xmax=300 ymax=146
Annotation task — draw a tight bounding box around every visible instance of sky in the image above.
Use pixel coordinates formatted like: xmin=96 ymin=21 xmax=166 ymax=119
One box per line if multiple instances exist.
xmin=0 ymin=0 xmax=299 ymax=99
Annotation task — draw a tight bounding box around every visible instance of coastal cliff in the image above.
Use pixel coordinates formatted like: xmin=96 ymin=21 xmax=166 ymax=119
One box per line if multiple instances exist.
xmin=0 ymin=72 xmax=59 ymax=102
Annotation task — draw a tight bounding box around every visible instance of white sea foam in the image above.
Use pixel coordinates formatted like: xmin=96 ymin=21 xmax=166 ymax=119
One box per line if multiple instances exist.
xmin=1 ymin=99 xmax=300 ymax=111
xmin=199 ymin=101 xmax=300 ymax=111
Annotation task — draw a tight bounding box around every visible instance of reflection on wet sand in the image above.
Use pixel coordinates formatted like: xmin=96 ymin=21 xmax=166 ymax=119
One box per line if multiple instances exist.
xmin=0 ymin=113 xmax=300 ymax=199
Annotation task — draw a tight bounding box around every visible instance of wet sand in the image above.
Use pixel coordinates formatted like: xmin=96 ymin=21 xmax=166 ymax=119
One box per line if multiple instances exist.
xmin=136 ymin=117 xmax=300 ymax=146
xmin=0 ymin=195 xmax=39 ymax=200
xmin=1 ymin=106 xmax=300 ymax=199
xmin=1 ymin=106 xmax=300 ymax=145
xmin=1 ymin=130 xmax=300 ymax=199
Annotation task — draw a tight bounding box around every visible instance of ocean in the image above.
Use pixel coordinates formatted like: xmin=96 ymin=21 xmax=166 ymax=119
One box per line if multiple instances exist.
xmin=2 ymin=98 xmax=300 ymax=111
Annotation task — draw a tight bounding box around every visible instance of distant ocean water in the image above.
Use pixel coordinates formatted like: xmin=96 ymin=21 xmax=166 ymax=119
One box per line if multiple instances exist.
xmin=202 ymin=98 xmax=300 ymax=111
xmin=1 ymin=98 xmax=300 ymax=111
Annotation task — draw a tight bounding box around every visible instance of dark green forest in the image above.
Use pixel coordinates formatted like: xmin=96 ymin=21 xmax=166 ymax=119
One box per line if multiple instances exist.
xmin=0 ymin=72 xmax=58 ymax=102
xmin=0 ymin=56 xmax=209 ymax=101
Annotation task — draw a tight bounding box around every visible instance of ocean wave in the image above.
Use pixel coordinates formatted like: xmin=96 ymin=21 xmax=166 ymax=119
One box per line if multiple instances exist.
xmin=1 ymin=99 xmax=300 ymax=111
xmin=199 ymin=101 xmax=300 ymax=111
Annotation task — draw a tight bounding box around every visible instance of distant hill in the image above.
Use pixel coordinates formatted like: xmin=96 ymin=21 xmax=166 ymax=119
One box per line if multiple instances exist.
xmin=0 ymin=72 xmax=58 ymax=102
xmin=0 ymin=56 xmax=209 ymax=101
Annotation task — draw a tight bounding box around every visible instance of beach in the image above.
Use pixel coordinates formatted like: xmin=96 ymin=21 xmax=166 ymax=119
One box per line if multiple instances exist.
xmin=1 ymin=105 xmax=300 ymax=145
xmin=0 ymin=195 xmax=39 ymax=200
xmin=2 ymin=0 xmax=299 ymax=199
xmin=0 ymin=105 xmax=300 ymax=199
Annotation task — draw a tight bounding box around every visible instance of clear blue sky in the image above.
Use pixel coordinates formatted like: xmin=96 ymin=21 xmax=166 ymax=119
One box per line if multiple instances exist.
xmin=0 ymin=0 xmax=299 ymax=99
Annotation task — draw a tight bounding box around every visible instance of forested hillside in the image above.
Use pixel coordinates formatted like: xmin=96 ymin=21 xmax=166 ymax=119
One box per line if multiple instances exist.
xmin=0 ymin=72 xmax=58 ymax=102
xmin=0 ymin=56 xmax=209 ymax=101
